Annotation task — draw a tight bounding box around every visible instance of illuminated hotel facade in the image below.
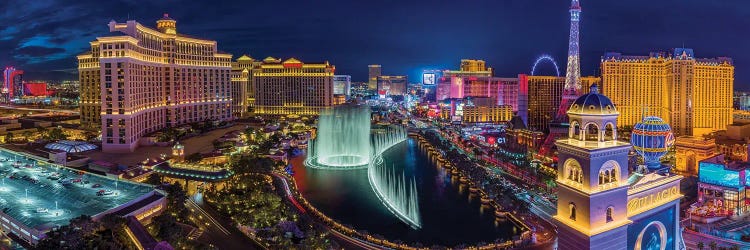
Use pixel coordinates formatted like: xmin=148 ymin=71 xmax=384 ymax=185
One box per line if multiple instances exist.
xmin=252 ymin=58 xmax=335 ymax=116
xmin=2 ymin=67 xmax=23 ymax=102
xmin=231 ymin=55 xmax=262 ymax=118
xmin=368 ymin=64 xmax=381 ymax=90
xmin=554 ymin=86 xmax=683 ymax=249
xmin=78 ymin=15 xmax=232 ymax=152
xmin=523 ymin=75 xmax=600 ymax=131
xmin=435 ymin=60 xmax=525 ymax=121
xmin=601 ymin=48 xmax=734 ymax=136
xmin=377 ymin=75 xmax=407 ymax=96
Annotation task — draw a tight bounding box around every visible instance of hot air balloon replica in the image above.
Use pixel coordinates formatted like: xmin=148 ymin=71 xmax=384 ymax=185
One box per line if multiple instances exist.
xmin=630 ymin=116 xmax=675 ymax=172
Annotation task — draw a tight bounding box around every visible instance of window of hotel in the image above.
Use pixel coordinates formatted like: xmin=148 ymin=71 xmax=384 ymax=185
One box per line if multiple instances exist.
xmin=606 ymin=206 xmax=614 ymax=222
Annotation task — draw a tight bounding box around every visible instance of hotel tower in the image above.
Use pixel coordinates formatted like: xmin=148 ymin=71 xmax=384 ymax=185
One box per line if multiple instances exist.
xmin=252 ymin=58 xmax=335 ymax=116
xmin=554 ymin=85 xmax=684 ymax=249
xmin=78 ymin=14 xmax=233 ymax=152
xmin=601 ymin=48 xmax=734 ymax=136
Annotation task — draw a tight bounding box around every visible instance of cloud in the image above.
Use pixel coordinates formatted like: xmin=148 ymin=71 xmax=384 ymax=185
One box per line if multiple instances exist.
xmin=15 ymin=46 xmax=65 ymax=57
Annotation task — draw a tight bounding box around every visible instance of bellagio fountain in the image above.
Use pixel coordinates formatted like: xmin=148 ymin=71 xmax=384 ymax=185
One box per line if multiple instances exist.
xmin=305 ymin=104 xmax=421 ymax=229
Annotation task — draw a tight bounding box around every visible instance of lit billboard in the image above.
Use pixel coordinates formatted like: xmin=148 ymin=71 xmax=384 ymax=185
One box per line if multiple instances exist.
xmin=423 ymin=73 xmax=436 ymax=85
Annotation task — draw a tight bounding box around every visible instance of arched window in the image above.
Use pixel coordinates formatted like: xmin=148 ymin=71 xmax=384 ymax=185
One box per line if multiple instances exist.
xmin=604 ymin=122 xmax=617 ymax=141
xmin=606 ymin=206 xmax=614 ymax=223
xmin=569 ymin=120 xmax=581 ymax=140
xmin=569 ymin=202 xmax=577 ymax=221
xmin=564 ymin=159 xmax=583 ymax=186
xmin=598 ymin=160 xmax=620 ymax=187
xmin=585 ymin=123 xmax=600 ymax=141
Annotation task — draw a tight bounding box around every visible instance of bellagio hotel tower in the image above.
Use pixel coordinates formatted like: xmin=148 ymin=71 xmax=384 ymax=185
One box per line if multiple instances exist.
xmin=601 ymin=48 xmax=734 ymax=136
xmin=78 ymin=14 xmax=232 ymax=152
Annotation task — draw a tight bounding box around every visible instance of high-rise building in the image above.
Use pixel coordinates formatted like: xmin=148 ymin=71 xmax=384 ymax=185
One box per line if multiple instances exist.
xmin=377 ymin=75 xmax=407 ymax=96
xmin=253 ymin=58 xmax=335 ymax=115
xmin=524 ymin=75 xmax=600 ymax=131
xmin=333 ymin=75 xmax=351 ymax=97
xmin=78 ymin=14 xmax=233 ymax=152
xmin=78 ymin=53 xmax=101 ymax=128
xmin=601 ymin=48 xmax=734 ymax=136
xmin=2 ymin=67 xmax=23 ymax=102
xmin=231 ymin=55 xmax=261 ymax=118
xmin=447 ymin=59 xmax=492 ymax=77
xmin=435 ymin=60 xmax=525 ymax=116
xmin=436 ymin=76 xmax=524 ymax=113
xmin=554 ymin=86 xmax=683 ymax=250
xmin=460 ymin=59 xmax=490 ymax=72
xmin=368 ymin=65 xmax=381 ymax=90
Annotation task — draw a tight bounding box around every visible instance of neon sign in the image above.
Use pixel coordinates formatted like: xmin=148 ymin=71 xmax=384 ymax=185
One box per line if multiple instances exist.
xmin=628 ymin=186 xmax=680 ymax=216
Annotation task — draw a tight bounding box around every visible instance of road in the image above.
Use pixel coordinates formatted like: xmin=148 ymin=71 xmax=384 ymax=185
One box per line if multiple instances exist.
xmin=682 ymin=229 xmax=748 ymax=249
xmin=0 ymin=105 xmax=79 ymax=114
xmin=186 ymin=198 xmax=266 ymax=250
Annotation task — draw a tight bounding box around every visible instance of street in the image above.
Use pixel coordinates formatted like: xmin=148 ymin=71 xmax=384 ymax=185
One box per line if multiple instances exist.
xmin=186 ymin=198 xmax=266 ymax=249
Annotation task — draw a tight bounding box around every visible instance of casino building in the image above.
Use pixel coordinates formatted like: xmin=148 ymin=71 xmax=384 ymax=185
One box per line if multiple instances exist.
xmin=554 ymin=85 xmax=684 ymax=249
xmin=601 ymin=48 xmax=734 ymax=137
xmin=78 ymin=14 xmax=233 ymax=152
xmin=253 ymin=58 xmax=335 ymax=116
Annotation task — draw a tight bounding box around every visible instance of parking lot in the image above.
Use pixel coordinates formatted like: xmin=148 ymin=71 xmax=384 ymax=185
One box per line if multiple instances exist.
xmin=0 ymin=150 xmax=153 ymax=229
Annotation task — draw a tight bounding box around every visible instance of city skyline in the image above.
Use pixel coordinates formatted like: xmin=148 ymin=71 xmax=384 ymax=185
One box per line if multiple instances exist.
xmin=3 ymin=0 xmax=750 ymax=89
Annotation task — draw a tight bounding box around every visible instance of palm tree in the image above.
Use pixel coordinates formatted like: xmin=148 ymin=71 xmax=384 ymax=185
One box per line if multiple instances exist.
xmin=709 ymin=241 xmax=717 ymax=250
xmin=697 ymin=241 xmax=704 ymax=250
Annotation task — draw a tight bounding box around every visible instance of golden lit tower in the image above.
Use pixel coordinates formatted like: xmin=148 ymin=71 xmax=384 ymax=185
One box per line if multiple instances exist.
xmin=601 ymin=48 xmax=734 ymax=136
xmin=156 ymin=14 xmax=177 ymax=34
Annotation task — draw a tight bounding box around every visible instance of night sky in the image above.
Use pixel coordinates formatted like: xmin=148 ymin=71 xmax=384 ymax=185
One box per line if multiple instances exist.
xmin=2 ymin=0 xmax=749 ymax=89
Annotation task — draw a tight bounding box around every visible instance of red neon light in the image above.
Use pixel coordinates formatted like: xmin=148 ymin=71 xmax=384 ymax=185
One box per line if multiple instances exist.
xmin=283 ymin=63 xmax=303 ymax=68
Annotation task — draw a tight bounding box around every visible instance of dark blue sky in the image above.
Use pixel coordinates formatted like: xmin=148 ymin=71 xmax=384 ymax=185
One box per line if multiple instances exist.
xmin=2 ymin=0 xmax=749 ymax=89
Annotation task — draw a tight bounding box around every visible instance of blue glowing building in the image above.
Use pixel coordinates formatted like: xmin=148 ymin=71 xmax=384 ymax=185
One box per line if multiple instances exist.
xmin=696 ymin=154 xmax=750 ymax=216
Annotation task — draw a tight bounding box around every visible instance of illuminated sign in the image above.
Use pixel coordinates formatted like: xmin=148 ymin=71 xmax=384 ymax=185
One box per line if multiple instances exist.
xmin=628 ymin=206 xmax=675 ymax=250
xmin=627 ymin=185 xmax=680 ymax=216
xmin=423 ymin=73 xmax=436 ymax=85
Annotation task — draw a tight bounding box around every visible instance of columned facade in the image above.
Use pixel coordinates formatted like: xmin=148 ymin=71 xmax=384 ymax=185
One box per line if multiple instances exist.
xmin=79 ymin=14 xmax=232 ymax=152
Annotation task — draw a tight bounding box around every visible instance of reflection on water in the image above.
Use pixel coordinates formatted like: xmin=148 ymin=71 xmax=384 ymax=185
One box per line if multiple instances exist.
xmin=293 ymin=138 xmax=519 ymax=246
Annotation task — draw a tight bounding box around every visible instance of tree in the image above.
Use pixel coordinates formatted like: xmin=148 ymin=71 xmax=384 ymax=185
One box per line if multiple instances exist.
xmin=300 ymin=229 xmax=331 ymax=249
xmin=4 ymin=132 xmax=13 ymax=143
xmin=163 ymin=183 xmax=189 ymax=219
xmin=47 ymin=127 xmax=68 ymax=141
xmin=22 ymin=130 xmax=32 ymax=142
xmin=83 ymin=130 xmax=99 ymax=141
xmin=144 ymin=173 xmax=163 ymax=186
xmin=709 ymin=241 xmax=717 ymax=250
xmin=697 ymin=242 xmax=704 ymax=250
xmin=36 ymin=127 xmax=48 ymax=139
xmin=152 ymin=214 xmax=182 ymax=242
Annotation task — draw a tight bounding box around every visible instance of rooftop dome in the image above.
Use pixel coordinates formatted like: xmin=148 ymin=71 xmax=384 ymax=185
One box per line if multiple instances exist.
xmin=568 ymin=84 xmax=618 ymax=115
xmin=45 ymin=140 xmax=98 ymax=153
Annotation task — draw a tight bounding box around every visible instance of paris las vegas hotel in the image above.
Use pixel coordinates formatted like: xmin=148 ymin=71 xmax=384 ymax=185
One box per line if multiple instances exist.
xmin=78 ymin=15 xmax=232 ymax=152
